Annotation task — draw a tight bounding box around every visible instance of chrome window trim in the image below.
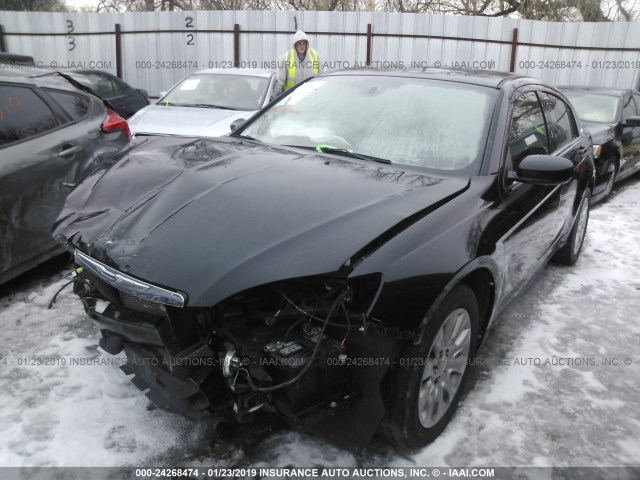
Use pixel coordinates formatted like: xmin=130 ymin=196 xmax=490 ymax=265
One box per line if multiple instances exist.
xmin=74 ymin=250 xmax=186 ymax=308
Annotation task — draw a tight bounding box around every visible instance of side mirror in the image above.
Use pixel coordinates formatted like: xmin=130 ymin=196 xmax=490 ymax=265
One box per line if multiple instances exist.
xmin=509 ymin=155 xmax=574 ymax=186
xmin=230 ymin=118 xmax=246 ymax=132
xmin=623 ymin=116 xmax=640 ymax=127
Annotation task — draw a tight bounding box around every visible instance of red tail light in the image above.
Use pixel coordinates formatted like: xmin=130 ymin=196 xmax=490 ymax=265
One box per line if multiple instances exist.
xmin=102 ymin=108 xmax=131 ymax=141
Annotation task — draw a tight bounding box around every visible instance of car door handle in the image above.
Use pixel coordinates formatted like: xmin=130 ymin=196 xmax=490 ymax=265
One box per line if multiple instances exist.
xmin=59 ymin=145 xmax=82 ymax=157
xmin=576 ymin=146 xmax=588 ymax=155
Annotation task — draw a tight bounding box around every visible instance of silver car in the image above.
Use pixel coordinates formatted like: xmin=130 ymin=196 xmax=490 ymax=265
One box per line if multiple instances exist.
xmin=128 ymin=68 xmax=276 ymax=138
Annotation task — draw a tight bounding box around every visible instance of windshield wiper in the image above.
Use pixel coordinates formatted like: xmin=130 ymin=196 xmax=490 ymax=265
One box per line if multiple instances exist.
xmin=315 ymin=145 xmax=392 ymax=164
xmin=178 ymin=103 xmax=237 ymax=110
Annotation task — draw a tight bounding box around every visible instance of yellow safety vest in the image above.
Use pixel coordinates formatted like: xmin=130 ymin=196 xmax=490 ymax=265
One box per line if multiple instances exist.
xmin=284 ymin=48 xmax=319 ymax=91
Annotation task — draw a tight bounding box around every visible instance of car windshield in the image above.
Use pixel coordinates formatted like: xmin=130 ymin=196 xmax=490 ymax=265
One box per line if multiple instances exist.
xmin=239 ymin=76 xmax=497 ymax=172
xmin=159 ymin=74 xmax=270 ymax=111
xmin=562 ymin=91 xmax=620 ymax=124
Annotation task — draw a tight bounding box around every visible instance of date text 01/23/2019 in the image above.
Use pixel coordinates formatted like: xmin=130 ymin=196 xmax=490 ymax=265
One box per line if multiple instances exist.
xmin=134 ymin=467 xmax=496 ymax=478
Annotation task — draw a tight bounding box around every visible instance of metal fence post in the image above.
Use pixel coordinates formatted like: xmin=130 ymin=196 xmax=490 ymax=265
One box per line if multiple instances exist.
xmin=366 ymin=23 xmax=372 ymax=66
xmin=115 ymin=23 xmax=123 ymax=79
xmin=234 ymin=24 xmax=240 ymax=67
xmin=510 ymin=27 xmax=519 ymax=72
xmin=0 ymin=25 xmax=6 ymax=53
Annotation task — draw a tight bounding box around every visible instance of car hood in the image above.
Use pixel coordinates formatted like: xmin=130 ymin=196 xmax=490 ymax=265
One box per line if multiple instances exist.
xmin=582 ymin=122 xmax=616 ymax=145
xmin=128 ymin=104 xmax=255 ymax=138
xmin=53 ymin=136 xmax=469 ymax=307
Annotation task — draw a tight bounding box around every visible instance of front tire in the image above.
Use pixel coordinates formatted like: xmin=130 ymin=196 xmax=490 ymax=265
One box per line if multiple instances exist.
xmin=553 ymin=187 xmax=590 ymax=266
xmin=381 ymin=284 xmax=479 ymax=449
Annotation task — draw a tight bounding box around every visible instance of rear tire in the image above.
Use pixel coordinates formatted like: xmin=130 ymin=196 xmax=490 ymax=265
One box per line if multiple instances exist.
xmin=381 ymin=284 xmax=479 ymax=449
xmin=553 ymin=187 xmax=590 ymax=266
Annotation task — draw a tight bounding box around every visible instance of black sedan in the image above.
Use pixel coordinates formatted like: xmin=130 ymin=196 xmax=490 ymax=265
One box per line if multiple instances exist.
xmin=0 ymin=68 xmax=130 ymax=285
xmin=561 ymin=86 xmax=640 ymax=202
xmin=53 ymin=70 xmax=594 ymax=449
xmin=68 ymin=69 xmax=149 ymax=119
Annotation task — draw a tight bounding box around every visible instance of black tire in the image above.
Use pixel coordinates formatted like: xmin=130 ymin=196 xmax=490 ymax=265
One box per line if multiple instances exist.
xmin=553 ymin=187 xmax=591 ymax=266
xmin=381 ymin=284 xmax=479 ymax=449
xmin=601 ymin=158 xmax=619 ymax=201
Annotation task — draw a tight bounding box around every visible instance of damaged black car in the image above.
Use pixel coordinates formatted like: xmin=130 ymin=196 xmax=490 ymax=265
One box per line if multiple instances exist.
xmin=53 ymin=70 xmax=595 ymax=449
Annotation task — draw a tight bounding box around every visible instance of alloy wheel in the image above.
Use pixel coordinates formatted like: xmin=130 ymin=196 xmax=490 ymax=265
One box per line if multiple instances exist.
xmin=418 ymin=308 xmax=472 ymax=428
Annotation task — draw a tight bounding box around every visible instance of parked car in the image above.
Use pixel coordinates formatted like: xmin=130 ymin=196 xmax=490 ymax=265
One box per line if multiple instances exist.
xmin=68 ymin=69 xmax=149 ymax=119
xmin=560 ymin=86 xmax=640 ymax=202
xmin=0 ymin=68 xmax=131 ymax=285
xmin=53 ymin=69 xmax=594 ymax=449
xmin=127 ymin=68 xmax=276 ymax=138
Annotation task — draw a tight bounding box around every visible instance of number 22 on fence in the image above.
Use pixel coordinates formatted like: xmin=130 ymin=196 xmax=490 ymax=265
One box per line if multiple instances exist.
xmin=185 ymin=16 xmax=194 ymax=46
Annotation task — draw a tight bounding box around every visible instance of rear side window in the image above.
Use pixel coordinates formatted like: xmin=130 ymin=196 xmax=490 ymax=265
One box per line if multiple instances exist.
xmin=539 ymin=93 xmax=577 ymax=152
xmin=508 ymin=92 xmax=548 ymax=166
xmin=0 ymin=85 xmax=57 ymax=147
xmin=46 ymin=90 xmax=90 ymax=121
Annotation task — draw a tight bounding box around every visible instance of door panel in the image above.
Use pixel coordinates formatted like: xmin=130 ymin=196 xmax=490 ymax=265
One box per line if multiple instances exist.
xmin=0 ymin=85 xmax=100 ymax=279
xmin=538 ymin=92 xmax=583 ymax=224
xmin=500 ymin=91 xmax=563 ymax=297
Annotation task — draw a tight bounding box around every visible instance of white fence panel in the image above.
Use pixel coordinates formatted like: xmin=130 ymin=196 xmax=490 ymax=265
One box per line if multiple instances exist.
xmin=1 ymin=10 xmax=639 ymax=97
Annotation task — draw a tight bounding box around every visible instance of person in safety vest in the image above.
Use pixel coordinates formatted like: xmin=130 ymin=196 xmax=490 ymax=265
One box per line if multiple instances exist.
xmin=272 ymin=30 xmax=322 ymax=100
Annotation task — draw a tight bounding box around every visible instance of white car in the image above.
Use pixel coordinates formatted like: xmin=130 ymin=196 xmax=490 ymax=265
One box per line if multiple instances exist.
xmin=128 ymin=68 xmax=276 ymax=138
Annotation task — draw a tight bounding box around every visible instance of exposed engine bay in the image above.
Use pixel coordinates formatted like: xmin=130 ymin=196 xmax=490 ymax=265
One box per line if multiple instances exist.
xmin=70 ymin=251 xmax=401 ymax=446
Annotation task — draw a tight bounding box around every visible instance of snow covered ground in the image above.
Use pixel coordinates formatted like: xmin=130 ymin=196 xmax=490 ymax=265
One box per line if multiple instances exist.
xmin=1 ymin=178 xmax=639 ymax=471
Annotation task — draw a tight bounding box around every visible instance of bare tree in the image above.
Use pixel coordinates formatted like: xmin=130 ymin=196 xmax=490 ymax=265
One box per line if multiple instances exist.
xmin=2 ymin=0 xmax=67 ymax=11
xmin=74 ymin=0 xmax=640 ymax=21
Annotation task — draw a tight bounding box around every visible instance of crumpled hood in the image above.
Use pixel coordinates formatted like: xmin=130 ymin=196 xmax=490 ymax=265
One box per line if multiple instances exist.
xmin=54 ymin=136 xmax=469 ymax=307
xmin=583 ymin=122 xmax=616 ymax=145
xmin=128 ymin=104 xmax=255 ymax=138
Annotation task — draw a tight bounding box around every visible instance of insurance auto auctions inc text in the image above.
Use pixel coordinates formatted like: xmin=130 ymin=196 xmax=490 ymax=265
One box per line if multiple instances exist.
xmin=235 ymin=468 xmax=495 ymax=478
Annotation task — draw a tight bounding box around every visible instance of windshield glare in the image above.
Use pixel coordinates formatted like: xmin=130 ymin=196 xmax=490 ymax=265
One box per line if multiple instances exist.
xmin=562 ymin=91 xmax=620 ymax=124
xmin=241 ymin=76 xmax=497 ymax=172
xmin=160 ymin=74 xmax=270 ymax=111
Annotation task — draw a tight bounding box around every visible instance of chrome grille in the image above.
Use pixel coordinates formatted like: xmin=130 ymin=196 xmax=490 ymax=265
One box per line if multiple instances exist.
xmin=120 ymin=292 xmax=167 ymax=317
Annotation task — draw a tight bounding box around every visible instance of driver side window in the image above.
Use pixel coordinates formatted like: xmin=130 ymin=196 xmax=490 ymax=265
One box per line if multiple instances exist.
xmin=508 ymin=92 xmax=548 ymax=169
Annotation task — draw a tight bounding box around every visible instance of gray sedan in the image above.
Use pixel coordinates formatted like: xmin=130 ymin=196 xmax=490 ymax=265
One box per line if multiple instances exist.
xmin=128 ymin=68 xmax=276 ymax=138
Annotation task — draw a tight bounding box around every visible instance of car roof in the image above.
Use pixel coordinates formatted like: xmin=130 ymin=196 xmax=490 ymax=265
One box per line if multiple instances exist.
xmin=0 ymin=67 xmax=51 ymax=82
xmin=0 ymin=67 xmax=93 ymax=93
xmin=559 ymin=85 xmax=633 ymax=96
xmin=192 ymin=68 xmax=274 ymax=78
xmin=322 ymin=68 xmax=544 ymax=89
